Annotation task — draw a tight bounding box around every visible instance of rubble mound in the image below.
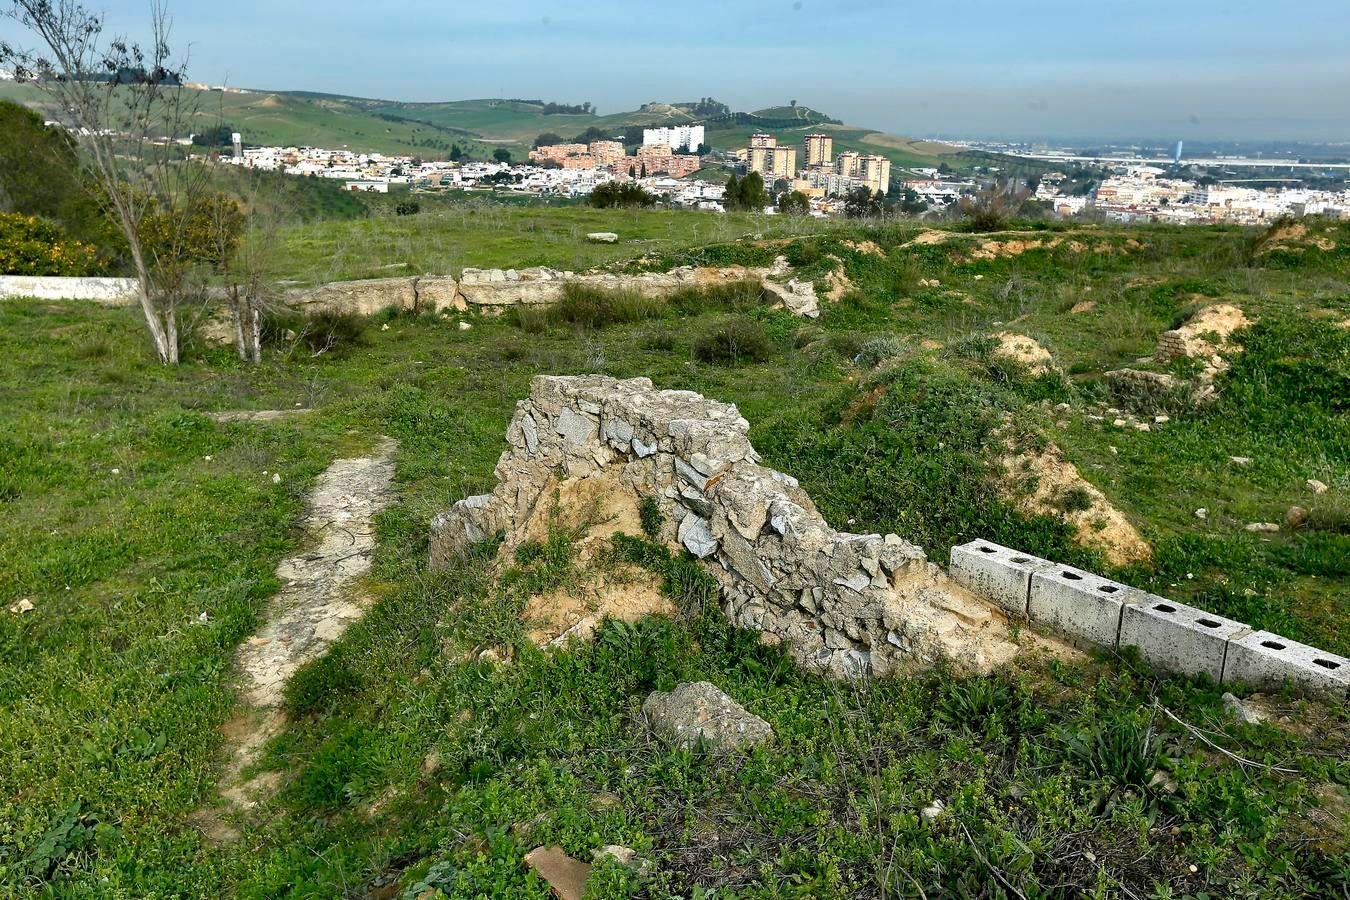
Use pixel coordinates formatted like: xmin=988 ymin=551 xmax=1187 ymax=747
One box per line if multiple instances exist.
xmin=431 ymin=375 xmax=1041 ymax=678
xmin=1156 ymin=303 xmax=1252 ymax=370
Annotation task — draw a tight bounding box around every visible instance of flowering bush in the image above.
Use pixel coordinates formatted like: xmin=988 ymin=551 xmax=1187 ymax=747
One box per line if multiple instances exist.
xmin=0 ymin=213 xmax=102 ymax=276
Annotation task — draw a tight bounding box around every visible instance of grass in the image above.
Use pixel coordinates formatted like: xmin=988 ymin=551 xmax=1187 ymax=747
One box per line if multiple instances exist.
xmin=0 ymin=212 xmax=1347 ymax=897
xmin=269 ymin=204 xmax=836 ymax=284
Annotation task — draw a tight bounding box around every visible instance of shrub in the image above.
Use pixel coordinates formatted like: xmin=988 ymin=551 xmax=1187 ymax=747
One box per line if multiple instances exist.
xmin=301 ymin=310 xmax=369 ymax=355
xmin=0 ymin=213 xmax=101 ymax=276
xmin=552 ymin=283 xmax=666 ymax=328
xmin=667 ymin=279 xmax=764 ymax=315
xmin=588 ymin=182 xmax=658 ymax=209
xmin=264 ymin=308 xmax=370 ymax=355
xmin=394 ymin=200 xmax=420 ymax=216
xmin=692 ymin=317 xmax=774 ymax=365
xmin=855 ymin=333 xmax=907 ymax=367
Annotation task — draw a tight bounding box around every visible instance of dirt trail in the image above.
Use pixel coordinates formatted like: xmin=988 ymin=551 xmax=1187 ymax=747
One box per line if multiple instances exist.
xmin=194 ymin=438 xmax=398 ymax=839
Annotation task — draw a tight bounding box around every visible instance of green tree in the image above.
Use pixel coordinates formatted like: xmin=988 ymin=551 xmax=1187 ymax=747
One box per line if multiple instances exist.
xmin=0 ymin=100 xmax=110 ymax=249
xmin=724 ymin=171 xmax=767 ymax=211
xmin=533 ymin=132 xmax=564 ymax=148
xmin=588 ymin=182 xmax=657 ymax=209
xmin=844 ymin=187 xmax=884 ymax=219
xmin=777 ymin=190 xmax=810 ymax=216
xmin=493 ymin=148 xmax=512 ymax=164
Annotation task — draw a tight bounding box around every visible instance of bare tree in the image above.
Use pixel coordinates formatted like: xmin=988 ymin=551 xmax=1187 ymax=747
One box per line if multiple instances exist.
xmin=212 ymin=174 xmax=280 ymax=364
xmin=2 ymin=0 xmax=207 ymax=364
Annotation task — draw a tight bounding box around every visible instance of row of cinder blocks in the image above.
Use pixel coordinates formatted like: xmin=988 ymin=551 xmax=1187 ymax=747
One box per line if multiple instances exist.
xmin=949 ymin=540 xmax=1349 ymax=697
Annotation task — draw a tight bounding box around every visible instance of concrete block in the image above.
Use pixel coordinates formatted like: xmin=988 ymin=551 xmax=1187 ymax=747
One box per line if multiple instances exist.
xmin=1029 ymin=564 xmax=1144 ymax=648
xmin=949 ymin=541 xmax=1054 ymax=618
xmin=1222 ymin=631 xmax=1350 ymax=697
xmin=1119 ymin=599 xmax=1248 ymax=682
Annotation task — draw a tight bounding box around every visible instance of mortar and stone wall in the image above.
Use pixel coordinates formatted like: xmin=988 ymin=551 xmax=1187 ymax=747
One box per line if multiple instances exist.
xmin=430 ymin=375 xmax=1031 ymax=679
xmin=950 ymin=540 xmax=1349 ymax=697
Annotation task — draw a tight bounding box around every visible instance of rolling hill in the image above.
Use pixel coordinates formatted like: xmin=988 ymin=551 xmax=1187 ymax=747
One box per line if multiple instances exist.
xmin=0 ymin=81 xmax=963 ymax=170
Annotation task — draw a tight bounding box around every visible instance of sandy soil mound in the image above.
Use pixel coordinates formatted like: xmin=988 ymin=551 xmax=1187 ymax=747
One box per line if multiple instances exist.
xmin=1000 ymin=440 xmax=1151 ymax=566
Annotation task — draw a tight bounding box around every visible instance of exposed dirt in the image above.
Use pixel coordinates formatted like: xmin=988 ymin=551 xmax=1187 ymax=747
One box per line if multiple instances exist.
xmin=1257 ymin=221 xmax=1338 ymax=254
xmin=526 ymin=565 xmax=674 ymax=647
xmin=844 ymin=239 xmax=886 ymax=257
xmin=1000 ymin=438 xmax=1152 ymax=566
xmin=1070 ymin=300 xmax=1096 ymax=314
xmin=194 ymin=438 xmax=398 ymax=839
xmin=822 ymin=258 xmax=854 ymax=303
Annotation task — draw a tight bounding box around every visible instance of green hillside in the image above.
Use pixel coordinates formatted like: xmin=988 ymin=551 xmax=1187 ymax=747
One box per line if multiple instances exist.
xmin=0 ymin=81 xmax=958 ymax=165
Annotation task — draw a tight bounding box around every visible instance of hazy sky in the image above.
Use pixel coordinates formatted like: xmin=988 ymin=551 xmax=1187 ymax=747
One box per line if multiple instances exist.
xmin=6 ymin=0 xmax=1350 ymax=142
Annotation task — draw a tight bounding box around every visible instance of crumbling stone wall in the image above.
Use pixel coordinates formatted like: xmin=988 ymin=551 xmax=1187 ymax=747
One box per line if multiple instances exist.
xmin=430 ymin=375 xmax=1024 ymax=678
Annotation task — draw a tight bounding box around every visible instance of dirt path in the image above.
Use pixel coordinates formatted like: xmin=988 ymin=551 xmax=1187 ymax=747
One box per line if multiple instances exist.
xmin=194 ymin=437 xmax=398 ymax=840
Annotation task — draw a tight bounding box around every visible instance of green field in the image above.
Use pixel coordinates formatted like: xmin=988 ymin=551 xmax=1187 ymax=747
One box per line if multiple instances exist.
xmin=1 ymin=210 xmax=1347 ymax=896
xmin=270 ymin=205 xmax=837 ymax=283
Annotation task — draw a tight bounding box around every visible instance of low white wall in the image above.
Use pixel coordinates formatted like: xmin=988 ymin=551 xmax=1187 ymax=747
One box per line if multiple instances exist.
xmin=0 ymin=276 xmax=139 ymax=306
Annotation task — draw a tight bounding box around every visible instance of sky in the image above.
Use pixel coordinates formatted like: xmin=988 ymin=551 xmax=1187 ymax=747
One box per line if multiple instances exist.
xmin=5 ymin=0 xmax=1350 ymax=143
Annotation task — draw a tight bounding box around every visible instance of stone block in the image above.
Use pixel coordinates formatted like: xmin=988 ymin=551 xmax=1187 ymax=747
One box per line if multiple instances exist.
xmin=1119 ymin=599 xmax=1248 ymax=682
xmin=1029 ymin=564 xmax=1143 ymax=648
xmin=948 ymin=540 xmax=1053 ymax=618
xmin=1222 ymin=630 xmax=1350 ymax=697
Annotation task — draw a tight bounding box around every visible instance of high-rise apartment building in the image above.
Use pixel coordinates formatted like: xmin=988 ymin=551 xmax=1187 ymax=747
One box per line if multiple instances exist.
xmin=803 ymin=134 xmax=833 ymax=167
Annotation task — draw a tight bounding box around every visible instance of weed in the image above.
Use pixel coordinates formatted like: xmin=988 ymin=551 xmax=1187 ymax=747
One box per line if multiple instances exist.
xmin=691 ymin=316 xmax=775 ymax=365
xmin=854 ymin=333 xmax=907 ymax=367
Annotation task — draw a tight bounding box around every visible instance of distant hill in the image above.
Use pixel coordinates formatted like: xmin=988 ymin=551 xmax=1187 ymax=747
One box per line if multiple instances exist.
xmin=0 ymin=81 xmax=959 ymax=168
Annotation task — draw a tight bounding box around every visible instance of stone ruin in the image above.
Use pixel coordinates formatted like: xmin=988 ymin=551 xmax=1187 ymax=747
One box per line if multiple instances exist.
xmin=197 ymin=258 xmax=818 ymax=344
xmin=430 ymin=375 xmax=1031 ymax=678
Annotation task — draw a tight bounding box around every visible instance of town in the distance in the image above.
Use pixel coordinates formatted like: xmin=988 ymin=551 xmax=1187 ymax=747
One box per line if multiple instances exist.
xmin=208 ymin=114 xmax=1350 ymax=224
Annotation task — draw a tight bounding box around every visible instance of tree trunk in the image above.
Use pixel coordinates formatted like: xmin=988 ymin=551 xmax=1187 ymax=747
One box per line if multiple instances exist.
xmin=231 ymin=286 xmax=248 ymax=362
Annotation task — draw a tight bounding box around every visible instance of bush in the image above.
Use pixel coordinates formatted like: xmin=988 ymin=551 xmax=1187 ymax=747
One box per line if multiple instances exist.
xmin=588 ymin=182 xmax=658 ymax=209
xmin=264 ymin=308 xmax=370 ymax=355
xmin=692 ymin=317 xmax=774 ymax=365
xmin=552 ymin=283 xmax=666 ymax=328
xmin=667 ymin=279 xmax=764 ymax=315
xmin=855 ymin=333 xmax=907 ymax=367
xmin=0 ymin=213 xmax=101 ymax=276
xmin=395 ymin=200 xmax=420 ymax=216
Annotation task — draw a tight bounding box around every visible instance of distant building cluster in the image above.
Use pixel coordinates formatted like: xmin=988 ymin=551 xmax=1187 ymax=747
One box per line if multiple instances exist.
xmin=1034 ymin=165 xmax=1350 ymax=224
xmin=737 ymin=133 xmax=892 ymax=197
xmin=529 ymin=136 xmax=702 ymax=178
xmin=207 ymin=141 xmax=723 ymax=207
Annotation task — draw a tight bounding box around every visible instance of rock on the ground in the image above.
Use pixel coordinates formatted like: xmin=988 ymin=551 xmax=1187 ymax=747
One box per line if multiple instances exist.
xmin=992 ymin=332 xmax=1053 ymax=375
xmin=762 ymin=278 xmax=820 ymax=318
xmin=1245 ymin=522 xmax=1279 ymax=533
xmin=524 ymin=846 xmax=592 ymax=900
xmin=642 ymin=681 xmax=773 ymax=751
xmin=1286 ymin=506 xmax=1309 ymax=528
xmin=1222 ymin=692 xmax=1266 ymax=725
xmin=1307 ymin=479 xmax=1329 ymax=494
xmin=586 ymin=232 xmax=619 ymax=243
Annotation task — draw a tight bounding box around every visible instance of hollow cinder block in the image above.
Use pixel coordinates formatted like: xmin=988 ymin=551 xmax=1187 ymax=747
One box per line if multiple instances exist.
xmin=1222 ymin=630 xmax=1350 ymax=697
xmin=1029 ymin=564 xmax=1145 ymax=648
xmin=1119 ymin=599 xmax=1249 ymax=682
xmin=949 ymin=540 xmax=1054 ymax=618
